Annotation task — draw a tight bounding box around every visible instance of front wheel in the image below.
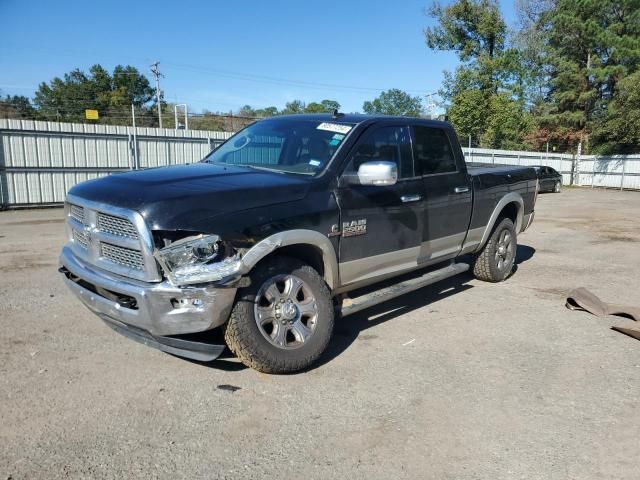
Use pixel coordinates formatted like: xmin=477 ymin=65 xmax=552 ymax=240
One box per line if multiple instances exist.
xmin=472 ymin=217 xmax=517 ymax=282
xmin=224 ymin=256 xmax=334 ymax=373
xmin=554 ymin=181 xmax=561 ymax=193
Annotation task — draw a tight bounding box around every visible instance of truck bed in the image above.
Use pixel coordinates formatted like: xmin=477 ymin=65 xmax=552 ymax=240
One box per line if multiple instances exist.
xmin=465 ymin=162 xmax=538 ymax=239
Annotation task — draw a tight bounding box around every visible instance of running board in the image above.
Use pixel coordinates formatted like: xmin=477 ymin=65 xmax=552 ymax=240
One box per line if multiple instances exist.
xmin=338 ymin=262 xmax=470 ymax=317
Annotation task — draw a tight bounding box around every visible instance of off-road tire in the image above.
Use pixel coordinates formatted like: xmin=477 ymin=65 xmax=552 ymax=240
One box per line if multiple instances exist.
xmin=223 ymin=256 xmax=334 ymax=373
xmin=472 ymin=217 xmax=517 ymax=283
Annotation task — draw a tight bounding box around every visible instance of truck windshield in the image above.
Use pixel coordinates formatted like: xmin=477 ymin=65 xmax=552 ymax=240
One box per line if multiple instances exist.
xmin=203 ymin=118 xmax=355 ymax=175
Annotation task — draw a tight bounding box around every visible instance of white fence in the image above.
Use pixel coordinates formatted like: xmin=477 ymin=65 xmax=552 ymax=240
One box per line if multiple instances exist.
xmin=0 ymin=119 xmax=231 ymax=207
xmin=576 ymin=155 xmax=640 ymax=190
xmin=0 ymin=119 xmax=638 ymax=208
xmin=463 ymin=147 xmax=640 ymax=190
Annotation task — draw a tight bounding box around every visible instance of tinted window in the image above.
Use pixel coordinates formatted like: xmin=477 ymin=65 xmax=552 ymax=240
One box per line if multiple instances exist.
xmin=412 ymin=126 xmax=457 ymax=175
xmin=349 ymin=126 xmax=414 ymax=179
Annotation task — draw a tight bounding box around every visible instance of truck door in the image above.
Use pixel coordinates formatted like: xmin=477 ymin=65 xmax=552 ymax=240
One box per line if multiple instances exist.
xmin=336 ymin=124 xmax=425 ymax=286
xmin=412 ymin=125 xmax=473 ymax=264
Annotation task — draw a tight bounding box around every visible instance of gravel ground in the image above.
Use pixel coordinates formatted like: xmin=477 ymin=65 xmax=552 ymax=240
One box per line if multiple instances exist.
xmin=1 ymin=188 xmax=640 ymax=480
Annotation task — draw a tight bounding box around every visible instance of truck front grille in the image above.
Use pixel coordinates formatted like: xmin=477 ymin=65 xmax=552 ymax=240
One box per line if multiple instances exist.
xmin=65 ymin=199 xmax=161 ymax=282
xmin=69 ymin=204 xmax=85 ymax=224
xmin=100 ymin=242 xmax=144 ymax=270
xmin=72 ymin=228 xmax=89 ymax=249
xmin=97 ymin=213 xmax=139 ymax=239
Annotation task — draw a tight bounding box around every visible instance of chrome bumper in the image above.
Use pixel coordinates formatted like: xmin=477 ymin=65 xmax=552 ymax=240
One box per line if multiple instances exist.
xmin=59 ymin=245 xmax=237 ymax=336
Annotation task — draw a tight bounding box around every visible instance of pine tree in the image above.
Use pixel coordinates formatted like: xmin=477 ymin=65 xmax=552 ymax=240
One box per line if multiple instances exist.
xmin=541 ymin=0 xmax=640 ymax=152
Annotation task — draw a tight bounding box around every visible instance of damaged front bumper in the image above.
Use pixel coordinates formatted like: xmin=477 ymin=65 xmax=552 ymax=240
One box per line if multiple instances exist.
xmin=59 ymin=245 xmax=236 ymax=359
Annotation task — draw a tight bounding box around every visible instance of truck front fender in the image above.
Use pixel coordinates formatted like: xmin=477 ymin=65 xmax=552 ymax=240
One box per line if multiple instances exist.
xmin=238 ymin=229 xmax=339 ymax=290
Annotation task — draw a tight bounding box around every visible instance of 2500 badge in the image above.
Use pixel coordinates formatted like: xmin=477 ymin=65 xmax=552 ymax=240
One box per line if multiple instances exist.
xmin=342 ymin=219 xmax=367 ymax=237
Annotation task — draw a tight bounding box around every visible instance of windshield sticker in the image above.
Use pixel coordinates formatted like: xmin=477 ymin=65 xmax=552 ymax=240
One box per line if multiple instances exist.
xmin=309 ymin=159 xmax=321 ymax=167
xmin=329 ymin=138 xmax=341 ymax=146
xmin=332 ymin=133 xmax=345 ymax=140
xmin=317 ymin=122 xmax=352 ymax=134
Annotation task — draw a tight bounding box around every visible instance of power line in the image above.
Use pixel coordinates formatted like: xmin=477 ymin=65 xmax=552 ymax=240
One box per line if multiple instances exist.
xmin=164 ymin=61 xmax=435 ymax=95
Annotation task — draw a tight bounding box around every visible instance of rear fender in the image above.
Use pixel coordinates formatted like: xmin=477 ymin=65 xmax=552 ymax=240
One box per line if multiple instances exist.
xmin=476 ymin=193 xmax=524 ymax=251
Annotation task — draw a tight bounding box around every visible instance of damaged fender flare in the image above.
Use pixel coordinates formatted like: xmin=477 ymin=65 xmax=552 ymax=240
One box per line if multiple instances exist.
xmin=238 ymin=229 xmax=340 ymax=290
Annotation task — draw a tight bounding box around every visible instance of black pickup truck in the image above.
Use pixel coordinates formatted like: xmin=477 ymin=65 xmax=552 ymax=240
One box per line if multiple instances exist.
xmin=59 ymin=114 xmax=537 ymax=373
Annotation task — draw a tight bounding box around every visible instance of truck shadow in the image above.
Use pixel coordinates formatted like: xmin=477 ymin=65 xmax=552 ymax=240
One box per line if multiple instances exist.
xmin=515 ymin=244 xmax=535 ymax=264
xmin=312 ymin=271 xmax=475 ymax=371
xmin=313 ymin=243 xmax=536 ymax=371
xmin=189 ymin=244 xmax=536 ymax=373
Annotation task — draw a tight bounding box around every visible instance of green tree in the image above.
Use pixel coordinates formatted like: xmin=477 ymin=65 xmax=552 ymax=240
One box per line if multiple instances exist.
xmin=425 ymin=0 xmax=530 ymax=148
xmin=362 ymin=89 xmax=423 ymax=116
xmin=320 ymin=99 xmax=341 ymax=112
xmin=591 ymin=71 xmax=640 ymax=153
xmin=539 ymin=0 xmax=640 ymax=152
xmin=33 ymin=64 xmax=155 ymax=124
xmin=481 ymin=93 xmax=532 ymax=150
xmin=513 ymin=0 xmax=555 ymax=107
xmin=254 ymin=106 xmax=279 ymax=117
xmin=281 ymin=100 xmax=306 ymax=115
xmin=446 ymin=89 xmax=488 ymax=143
xmin=426 ymin=0 xmax=508 ymax=94
xmin=446 ymin=88 xmax=532 ymax=149
xmin=0 ymin=94 xmax=36 ymax=119
xmin=304 ymin=99 xmax=341 ymax=113
xmin=237 ymin=105 xmax=256 ymax=117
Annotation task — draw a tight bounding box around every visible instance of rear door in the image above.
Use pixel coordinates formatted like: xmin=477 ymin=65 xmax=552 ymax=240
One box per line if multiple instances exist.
xmin=336 ymin=123 xmax=426 ymax=286
xmin=412 ymin=124 xmax=473 ymax=264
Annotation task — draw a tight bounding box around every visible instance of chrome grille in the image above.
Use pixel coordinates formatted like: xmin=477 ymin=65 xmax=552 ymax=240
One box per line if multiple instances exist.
xmin=72 ymin=229 xmax=89 ymax=249
xmin=100 ymin=243 xmax=144 ymax=270
xmin=97 ymin=213 xmax=139 ymax=239
xmin=64 ymin=197 xmax=161 ymax=282
xmin=69 ymin=204 xmax=85 ymax=224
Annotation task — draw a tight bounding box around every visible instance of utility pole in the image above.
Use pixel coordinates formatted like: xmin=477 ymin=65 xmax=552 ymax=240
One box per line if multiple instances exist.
xmin=131 ymin=104 xmax=139 ymax=170
xmin=150 ymin=61 xmax=163 ymax=129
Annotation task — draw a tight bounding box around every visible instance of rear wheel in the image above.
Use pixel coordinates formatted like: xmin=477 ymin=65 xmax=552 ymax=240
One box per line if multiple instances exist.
xmin=224 ymin=256 xmax=334 ymax=373
xmin=472 ymin=217 xmax=517 ymax=282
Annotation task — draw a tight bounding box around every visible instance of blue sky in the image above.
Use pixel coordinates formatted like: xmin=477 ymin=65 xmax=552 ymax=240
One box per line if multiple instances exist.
xmin=0 ymin=0 xmax=517 ymax=114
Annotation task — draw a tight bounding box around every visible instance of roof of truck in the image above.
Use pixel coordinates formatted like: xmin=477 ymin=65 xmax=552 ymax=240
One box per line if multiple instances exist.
xmin=269 ymin=113 xmax=451 ymax=127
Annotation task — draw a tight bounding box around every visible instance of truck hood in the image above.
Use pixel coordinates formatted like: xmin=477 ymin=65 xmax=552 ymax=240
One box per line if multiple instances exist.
xmin=68 ymin=163 xmax=312 ymax=231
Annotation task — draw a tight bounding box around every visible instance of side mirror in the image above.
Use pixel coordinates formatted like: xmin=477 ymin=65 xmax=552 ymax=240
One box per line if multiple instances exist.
xmin=355 ymin=161 xmax=398 ymax=186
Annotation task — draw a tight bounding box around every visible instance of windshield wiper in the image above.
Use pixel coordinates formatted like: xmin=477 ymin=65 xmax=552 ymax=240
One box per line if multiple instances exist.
xmin=242 ymin=165 xmax=314 ymax=176
xmin=243 ymin=165 xmax=286 ymax=174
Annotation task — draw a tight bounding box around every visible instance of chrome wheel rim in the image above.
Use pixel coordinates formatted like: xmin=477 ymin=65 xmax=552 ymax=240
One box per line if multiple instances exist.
xmin=254 ymin=274 xmax=318 ymax=350
xmin=495 ymin=229 xmax=515 ymax=271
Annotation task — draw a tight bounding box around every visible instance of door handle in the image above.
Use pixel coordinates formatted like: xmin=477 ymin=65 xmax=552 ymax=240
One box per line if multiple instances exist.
xmin=401 ymin=194 xmax=422 ymax=203
xmin=454 ymin=186 xmax=470 ymax=194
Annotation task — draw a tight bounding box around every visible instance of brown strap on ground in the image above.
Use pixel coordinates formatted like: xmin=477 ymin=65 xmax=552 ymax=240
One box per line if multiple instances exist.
xmin=565 ymin=287 xmax=640 ymax=322
xmin=566 ymin=287 xmax=640 ymax=342
xmin=611 ymin=326 xmax=640 ymax=341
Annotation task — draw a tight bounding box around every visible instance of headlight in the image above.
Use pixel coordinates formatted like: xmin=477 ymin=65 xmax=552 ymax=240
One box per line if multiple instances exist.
xmin=153 ymin=234 xmax=242 ymax=286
